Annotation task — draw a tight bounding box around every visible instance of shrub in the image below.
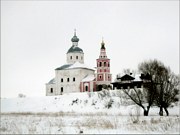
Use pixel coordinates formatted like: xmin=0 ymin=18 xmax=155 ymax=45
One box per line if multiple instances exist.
xmin=18 ymin=93 xmax=26 ymax=98
xmin=104 ymin=98 xmax=114 ymax=109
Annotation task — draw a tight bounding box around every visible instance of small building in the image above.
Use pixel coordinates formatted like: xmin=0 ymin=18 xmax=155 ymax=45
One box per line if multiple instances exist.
xmin=111 ymin=73 xmax=151 ymax=90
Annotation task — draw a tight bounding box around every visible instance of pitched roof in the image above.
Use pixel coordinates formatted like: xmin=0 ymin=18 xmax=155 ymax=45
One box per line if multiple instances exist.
xmin=55 ymin=64 xmax=72 ymax=70
xmin=47 ymin=78 xmax=56 ymax=84
xmin=120 ymin=74 xmax=135 ymax=81
xmin=55 ymin=62 xmax=95 ymax=71
xmin=81 ymin=74 xmax=95 ymax=82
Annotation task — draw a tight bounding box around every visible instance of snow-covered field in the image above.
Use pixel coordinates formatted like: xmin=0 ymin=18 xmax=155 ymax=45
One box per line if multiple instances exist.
xmin=1 ymin=90 xmax=179 ymax=134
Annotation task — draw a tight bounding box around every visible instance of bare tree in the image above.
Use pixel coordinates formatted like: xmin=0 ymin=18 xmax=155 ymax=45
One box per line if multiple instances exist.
xmin=155 ymin=70 xmax=180 ymax=116
xmin=139 ymin=59 xmax=180 ymax=116
xmin=123 ymin=68 xmax=131 ymax=75
xmin=122 ymin=59 xmax=168 ymax=116
xmin=122 ymin=84 xmax=154 ymax=116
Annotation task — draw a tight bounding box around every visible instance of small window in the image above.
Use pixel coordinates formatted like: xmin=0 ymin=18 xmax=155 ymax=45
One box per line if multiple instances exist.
xmin=108 ymin=63 xmax=110 ymax=67
xmin=61 ymin=78 xmax=63 ymax=82
xmin=100 ymin=62 xmax=102 ymax=67
xmin=50 ymin=88 xmax=53 ymax=93
xmin=99 ymin=75 xmax=102 ymax=79
xmin=85 ymin=86 xmax=88 ymax=91
xmin=104 ymin=62 xmax=106 ymax=67
xmin=67 ymin=78 xmax=69 ymax=82
xmin=61 ymin=87 xmax=63 ymax=93
xmin=76 ymin=56 xmax=78 ymax=59
xmin=70 ymin=56 xmax=72 ymax=59
xmin=73 ymin=77 xmax=75 ymax=82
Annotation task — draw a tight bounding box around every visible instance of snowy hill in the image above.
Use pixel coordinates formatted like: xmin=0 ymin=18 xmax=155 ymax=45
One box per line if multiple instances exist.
xmin=1 ymin=90 xmax=179 ymax=116
xmin=1 ymin=90 xmax=179 ymax=134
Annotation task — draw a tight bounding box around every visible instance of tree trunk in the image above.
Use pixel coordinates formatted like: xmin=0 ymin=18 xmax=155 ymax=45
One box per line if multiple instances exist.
xmin=159 ymin=106 xmax=163 ymax=116
xmin=143 ymin=106 xmax=150 ymax=116
xmin=164 ymin=107 xmax=169 ymax=116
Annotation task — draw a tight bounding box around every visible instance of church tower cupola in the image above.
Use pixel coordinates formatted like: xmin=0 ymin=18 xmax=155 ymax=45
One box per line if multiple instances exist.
xmin=66 ymin=30 xmax=84 ymax=64
xmin=101 ymin=39 xmax=105 ymax=49
xmin=71 ymin=30 xmax=79 ymax=43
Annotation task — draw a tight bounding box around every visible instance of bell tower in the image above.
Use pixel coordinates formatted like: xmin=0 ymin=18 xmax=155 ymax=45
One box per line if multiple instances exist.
xmin=96 ymin=39 xmax=112 ymax=89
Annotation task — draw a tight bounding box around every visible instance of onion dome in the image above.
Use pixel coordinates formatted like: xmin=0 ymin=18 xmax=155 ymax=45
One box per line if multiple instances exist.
xmin=71 ymin=30 xmax=79 ymax=42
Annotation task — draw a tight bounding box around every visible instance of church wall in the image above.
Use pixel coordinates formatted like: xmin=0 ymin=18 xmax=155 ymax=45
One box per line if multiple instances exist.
xmin=66 ymin=52 xmax=84 ymax=64
xmin=46 ymin=83 xmax=56 ymax=96
xmin=55 ymin=68 xmax=95 ymax=94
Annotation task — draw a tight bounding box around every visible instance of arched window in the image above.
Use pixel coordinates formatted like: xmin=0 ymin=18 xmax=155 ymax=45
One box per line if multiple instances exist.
xmin=70 ymin=56 xmax=72 ymax=59
xmin=100 ymin=62 xmax=102 ymax=67
xmin=67 ymin=78 xmax=69 ymax=82
xmin=104 ymin=62 xmax=106 ymax=67
xmin=85 ymin=86 xmax=88 ymax=91
xmin=76 ymin=56 xmax=78 ymax=59
xmin=108 ymin=63 xmax=110 ymax=67
xmin=50 ymin=88 xmax=53 ymax=93
xmin=73 ymin=77 xmax=75 ymax=82
xmin=61 ymin=87 xmax=63 ymax=93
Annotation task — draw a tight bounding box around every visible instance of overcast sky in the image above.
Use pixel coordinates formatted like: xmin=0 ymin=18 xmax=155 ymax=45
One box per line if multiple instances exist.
xmin=1 ymin=1 xmax=179 ymax=98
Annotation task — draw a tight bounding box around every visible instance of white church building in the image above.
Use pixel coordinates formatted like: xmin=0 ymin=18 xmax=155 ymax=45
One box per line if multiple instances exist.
xmin=46 ymin=31 xmax=112 ymax=96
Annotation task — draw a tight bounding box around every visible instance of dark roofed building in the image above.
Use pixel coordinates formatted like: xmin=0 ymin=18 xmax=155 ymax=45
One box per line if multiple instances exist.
xmin=111 ymin=73 xmax=151 ymax=90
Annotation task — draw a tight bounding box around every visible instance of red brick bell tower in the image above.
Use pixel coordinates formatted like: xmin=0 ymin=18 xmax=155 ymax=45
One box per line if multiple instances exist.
xmin=96 ymin=39 xmax=112 ymax=90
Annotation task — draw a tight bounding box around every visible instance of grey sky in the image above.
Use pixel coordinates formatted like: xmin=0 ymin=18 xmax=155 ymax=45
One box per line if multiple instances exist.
xmin=1 ymin=1 xmax=179 ymax=98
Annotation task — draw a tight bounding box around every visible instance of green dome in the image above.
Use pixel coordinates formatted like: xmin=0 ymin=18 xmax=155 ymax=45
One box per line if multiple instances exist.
xmin=67 ymin=45 xmax=83 ymax=53
xmin=71 ymin=35 xmax=79 ymax=42
xmin=71 ymin=30 xmax=79 ymax=42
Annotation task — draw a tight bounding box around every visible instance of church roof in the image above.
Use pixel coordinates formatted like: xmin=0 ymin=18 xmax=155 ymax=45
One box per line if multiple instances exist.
xmin=67 ymin=45 xmax=83 ymax=53
xmin=71 ymin=30 xmax=79 ymax=42
xmin=55 ymin=64 xmax=72 ymax=70
xmin=47 ymin=78 xmax=56 ymax=84
xmin=81 ymin=74 xmax=95 ymax=82
xmin=55 ymin=62 xmax=95 ymax=71
xmin=67 ymin=62 xmax=95 ymax=70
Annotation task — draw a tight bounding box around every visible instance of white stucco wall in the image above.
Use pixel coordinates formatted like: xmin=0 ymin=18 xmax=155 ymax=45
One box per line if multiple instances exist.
xmin=66 ymin=52 xmax=84 ymax=64
xmin=46 ymin=83 xmax=56 ymax=96
xmin=55 ymin=68 xmax=95 ymax=94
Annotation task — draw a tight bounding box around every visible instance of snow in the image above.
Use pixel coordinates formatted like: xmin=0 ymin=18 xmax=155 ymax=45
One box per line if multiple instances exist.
xmin=133 ymin=74 xmax=142 ymax=82
xmin=67 ymin=61 xmax=95 ymax=71
xmin=1 ymin=90 xmax=179 ymax=134
xmin=81 ymin=74 xmax=95 ymax=82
